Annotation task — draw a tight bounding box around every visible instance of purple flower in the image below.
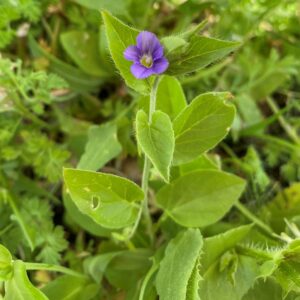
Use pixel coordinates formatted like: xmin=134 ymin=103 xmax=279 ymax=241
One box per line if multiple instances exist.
xmin=124 ymin=31 xmax=169 ymax=79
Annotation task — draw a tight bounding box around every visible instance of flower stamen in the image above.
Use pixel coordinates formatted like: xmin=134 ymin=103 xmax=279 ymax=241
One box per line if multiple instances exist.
xmin=140 ymin=54 xmax=153 ymax=68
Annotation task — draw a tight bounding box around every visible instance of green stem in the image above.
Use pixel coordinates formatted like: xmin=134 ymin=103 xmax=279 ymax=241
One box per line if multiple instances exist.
xmin=236 ymin=245 xmax=274 ymax=260
xmin=235 ymin=201 xmax=282 ymax=241
xmin=141 ymin=77 xmax=160 ymax=242
xmin=266 ymin=96 xmax=300 ymax=145
xmin=24 ymin=262 xmax=85 ymax=278
xmin=139 ymin=261 xmax=159 ymax=300
xmin=128 ymin=77 xmax=160 ymax=243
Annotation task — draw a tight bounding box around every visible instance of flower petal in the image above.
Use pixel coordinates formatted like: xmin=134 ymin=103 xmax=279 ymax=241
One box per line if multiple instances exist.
xmin=152 ymin=57 xmax=169 ymax=74
xmin=124 ymin=45 xmax=140 ymax=62
xmin=136 ymin=31 xmax=161 ymax=54
xmin=152 ymin=45 xmax=164 ymax=60
xmin=131 ymin=63 xmax=154 ymax=79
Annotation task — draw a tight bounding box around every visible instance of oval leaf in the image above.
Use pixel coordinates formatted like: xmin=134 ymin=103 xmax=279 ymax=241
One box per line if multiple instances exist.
xmin=173 ymin=92 xmax=235 ymax=165
xmin=136 ymin=110 xmax=174 ymax=182
xmin=156 ymin=170 xmax=246 ymax=227
xmin=156 ymin=229 xmax=203 ymax=300
xmin=63 ymin=168 xmax=144 ymax=229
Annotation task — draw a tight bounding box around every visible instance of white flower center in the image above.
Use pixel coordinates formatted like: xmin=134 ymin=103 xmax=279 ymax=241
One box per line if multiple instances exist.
xmin=140 ymin=54 xmax=153 ymax=68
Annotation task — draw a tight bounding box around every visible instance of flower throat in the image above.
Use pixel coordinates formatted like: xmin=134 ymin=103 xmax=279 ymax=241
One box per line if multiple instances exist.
xmin=140 ymin=54 xmax=153 ymax=68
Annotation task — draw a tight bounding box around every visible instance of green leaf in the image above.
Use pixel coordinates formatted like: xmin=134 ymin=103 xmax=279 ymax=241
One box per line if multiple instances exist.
xmin=156 ymin=75 xmax=187 ymax=120
xmin=274 ymin=261 xmax=300 ymax=296
xmin=201 ymin=224 xmax=253 ymax=270
xmin=161 ymin=36 xmax=187 ymax=56
xmin=199 ymin=255 xmax=259 ymax=300
xmin=63 ymin=193 xmax=111 ymax=237
xmin=186 ymin=257 xmax=201 ymax=300
xmin=73 ymin=0 xmax=128 ymax=15
xmin=4 ymin=260 xmax=48 ymax=300
xmin=84 ymin=251 xmax=123 ymax=284
xmin=156 ymin=170 xmax=246 ymax=227
xmin=136 ymin=110 xmax=174 ymax=182
xmin=35 ymin=226 xmax=68 ymax=265
xmin=29 ymin=36 xmax=102 ymax=92
xmin=42 ymin=275 xmax=99 ymax=300
xmin=260 ymin=183 xmax=300 ymax=233
xmin=0 ymin=244 xmax=13 ymax=281
xmin=101 ymin=11 xmax=151 ymax=94
xmin=179 ymin=154 xmax=220 ymax=176
xmin=60 ymin=30 xmax=108 ymax=77
xmin=105 ymin=249 xmax=152 ymax=290
xmin=173 ymin=92 xmax=235 ymax=165
xmin=166 ymin=36 xmax=240 ymax=75
xmin=63 ymin=169 xmax=144 ymax=229
xmin=243 ymin=278 xmax=285 ymax=300
xmin=156 ymin=229 xmax=203 ymax=300
xmin=77 ymin=123 xmax=122 ymax=171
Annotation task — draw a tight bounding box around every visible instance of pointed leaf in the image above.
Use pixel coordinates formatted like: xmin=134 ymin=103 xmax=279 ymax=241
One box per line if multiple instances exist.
xmin=201 ymin=224 xmax=253 ymax=270
xmin=101 ymin=11 xmax=150 ymax=94
xmin=136 ymin=110 xmax=174 ymax=182
xmin=173 ymin=92 xmax=235 ymax=165
xmin=166 ymin=36 xmax=240 ymax=75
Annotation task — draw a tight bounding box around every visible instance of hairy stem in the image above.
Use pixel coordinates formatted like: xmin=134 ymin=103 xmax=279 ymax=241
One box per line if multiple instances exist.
xmin=235 ymin=201 xmax=283 ymax=241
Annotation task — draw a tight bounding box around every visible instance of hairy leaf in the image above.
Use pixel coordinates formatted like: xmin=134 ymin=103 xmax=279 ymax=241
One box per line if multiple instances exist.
xmin=166 ymin=36 xmax=240 ymax=75
xmin=101 ymin=11 xmax=151 ymax=94
xmin=156 ymin=229 xmax=203 ymax=300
